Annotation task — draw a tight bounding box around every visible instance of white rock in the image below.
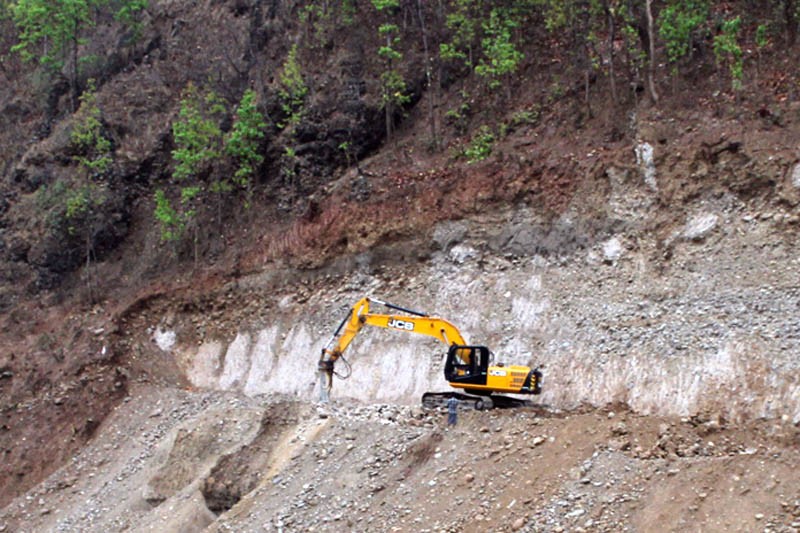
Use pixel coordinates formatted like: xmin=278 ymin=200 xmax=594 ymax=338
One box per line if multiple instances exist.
xmin=153 ymin=328 xmax=176 ymax=351
xmin=449 ymin=244 xmax=477 ymax=264
xmin=791 ymin=162 xmax=800 ymax=189
xmin=635 ymin=142 xmax=657 ymax=191
xmin=602 ymin=238 xmax=623 ymax=264
xmin=683 ymin=213 xmax=718 ymax=241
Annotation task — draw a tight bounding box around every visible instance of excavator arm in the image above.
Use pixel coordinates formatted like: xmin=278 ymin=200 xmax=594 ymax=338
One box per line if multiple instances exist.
xmin=318 ymin=297 xmax=468 ymax=394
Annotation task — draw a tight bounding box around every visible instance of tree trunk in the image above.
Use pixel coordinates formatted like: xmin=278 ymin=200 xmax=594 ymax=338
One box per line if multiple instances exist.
xmin=193 ymin=222 xmax=199 ymax=270
xmin=384 ymin=32 xmax=394 ymax=142
xmin=71 ymin=32 xmax=79 ymax=111
xmin=578 ymin=0 xmax=593 ymax=117
xmin=384 ymin=101 xmax=393 ymax=141
xmin=416 ymin=0 xmax=437 ymax=150
xmin=605 ymin=0 xmax=618 ymax=105
xmin=85 ymin=232 xmax=94 ymax=303
xmin=786 ymin=0 xmax=797 ymax=47
xmin=645 ymin=0 xmax=659 ymax=103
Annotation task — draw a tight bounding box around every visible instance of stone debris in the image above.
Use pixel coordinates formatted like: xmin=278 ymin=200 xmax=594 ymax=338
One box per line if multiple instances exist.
xmin=2 ymin=390 xmax=797 ymax=533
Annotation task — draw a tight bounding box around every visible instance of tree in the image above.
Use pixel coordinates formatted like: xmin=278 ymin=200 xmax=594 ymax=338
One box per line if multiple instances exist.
xmin=755 ymin=22 xmax=768 ymax=80
xmin=156 ymin=83 xmax=224 ymax=262
xmin=153 ymin=188 xmax=182 ymax=243
xmin=70 ymin=79 xmax=112 ymax=174
xmin=372 ymin=0 xmax=409 ymax=141
xmin=0 ymin=0 xmax=17 ymax=78
xmin=277 ymin=44 xmax=308 ymax=129
xmin=784 ymin=0 xmax=797 ymax=47
xmin=645 ymin=0 xmax=659 ymax=102
xmin=64 ymin=80 xmax=113 ymax=300
xmin=225 ymin=88 xmax=267 ymax=208
xmin=439 ymin=0 xmax=479 ymax=67
xmin=172 ymin=83 xmax=225 ymax=181
xmin=713 ymin=16 xmax=743 ymax=92
xmin=475 ymin=8 xmax=524 ymax=99
xmin=10 ymin=0 xmax=146 ymax=109
xmin=601 ymin=0 xmax=618 ymax=105
xmin=657 ymin=0 xmax=709 ymax=76
xmin=416 ymin=0 xmax=438 ymax=149
xmin=537 ymin=0 xmax=597 ymax=113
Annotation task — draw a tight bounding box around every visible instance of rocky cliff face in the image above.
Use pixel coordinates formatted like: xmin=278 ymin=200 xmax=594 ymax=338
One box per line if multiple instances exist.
xmin=147 ymin=177 xmax=800 ymax=424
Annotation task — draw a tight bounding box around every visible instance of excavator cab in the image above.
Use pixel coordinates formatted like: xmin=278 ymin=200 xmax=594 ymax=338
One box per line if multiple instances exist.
xmin=444 ymin=345 xmax=491 ymax=386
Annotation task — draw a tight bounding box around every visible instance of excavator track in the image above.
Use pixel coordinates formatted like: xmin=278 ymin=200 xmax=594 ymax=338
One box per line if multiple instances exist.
xmin=421 ymin=392 xmax=532 ymax=410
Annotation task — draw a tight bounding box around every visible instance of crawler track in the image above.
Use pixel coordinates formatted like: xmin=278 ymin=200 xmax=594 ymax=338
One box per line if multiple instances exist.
xmin=421 ymin=392 xmax=533 ymax=410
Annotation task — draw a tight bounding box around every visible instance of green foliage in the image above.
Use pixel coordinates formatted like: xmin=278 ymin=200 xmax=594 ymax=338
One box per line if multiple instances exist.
xmin=51 ymin=78 xmax=114 ymax=253
xmin=463 ymin=125 xmax=495 ymax=163
xmin=539 ymin=0 xmax=571 ymax=32
xmin=156 ymin=83 xmax=224 ymax=245
xmin=510 ymin=107 xmax=540 ymax=127
xmin=64 ymin=182 xmax=107 ymax=234
xmin=180 ymin=184 xmax=201 ymax=207
xmin=547 ymin=77 xmax=565 ymax=103
xmin=299 ymin=0 xmax=355 ymax=45
xmin=475 ymin=8 xmax=523 ymax=89
xmin=114 ymin=0 xmax=147 ymax=29
xmin=338 ymin=140 xmax=354 ymax=167
xmin=299 ymin=3 xmax=323 ymax=25
xmin=35 ymin=176 xmax=108 ymax=242
xmin=621 ymin=14 xmax=647 ymax=70
xmin=339 ymin=0 xmax=355 ymax=23
xmin=70 ymin=80 xmax=113 ymax=174
xmin=713 ymin=16 xmax=743 ymax=91
xmin=439 ymin=0 xmax=479 ymax=66
xmin=280 ymin=145 xmax=298 ymax=181
xmin=658 ymin=0 xmax=709 ymax=70
xmin=380 ymin=69 xmax=410 ymax=107
xmin=378 ymin=23 xmax=402 ymax=61
xmin=371 ymin=0 xmax=398 ymax=11
xmin=755 ymin=23 xmax=769 ymax=49
xmin=153 ymin=189 xmax=182 ymax=242
xmin=171 ymin=82 xmax=224 ymax=181
xmin=371 ymin=0 xmax=408 ymax=138
xmin=444 ymin=91 xmax=471 ymax=135
xmin=153 ymin=184 xmax=201 ymax=243
xmin=11 ymin=0 xmax=96 ymax=67
xmin=445 ymin=103 xmax=469 ymax=121
xmin=225 ymin=89 xmax=266 ymax=193
xmin=278 ymin=44 xmax=308 ymax=128
xmin=10 ymin=0 xmax=146 ymax=79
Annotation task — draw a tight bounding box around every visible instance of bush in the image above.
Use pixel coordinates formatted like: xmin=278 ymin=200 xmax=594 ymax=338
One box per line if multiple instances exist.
xmin=463 ymin=125 xmax=495 ymax=163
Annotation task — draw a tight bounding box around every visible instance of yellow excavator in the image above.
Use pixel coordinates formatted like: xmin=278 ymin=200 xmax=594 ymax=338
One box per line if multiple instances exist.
xmin=317 ymin=297 xmax=542 ymax=409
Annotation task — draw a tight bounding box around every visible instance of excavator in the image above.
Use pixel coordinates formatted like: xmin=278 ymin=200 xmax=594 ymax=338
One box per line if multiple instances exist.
xmin=317 ymin=297 xmax=542 ymax=409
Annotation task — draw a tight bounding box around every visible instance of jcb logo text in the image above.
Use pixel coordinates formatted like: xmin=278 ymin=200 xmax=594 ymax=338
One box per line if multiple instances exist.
xmin=387 ymin=319 xmax=414 ymax=331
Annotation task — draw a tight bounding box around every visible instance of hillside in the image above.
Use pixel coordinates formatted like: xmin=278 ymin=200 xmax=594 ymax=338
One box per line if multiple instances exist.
xmin=1 ymin=0 xmax=800 ymax=531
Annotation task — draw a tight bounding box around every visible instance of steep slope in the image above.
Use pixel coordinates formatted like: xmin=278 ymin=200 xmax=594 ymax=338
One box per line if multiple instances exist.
xmin=2 ymin=0 xmax=800 ymax=524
